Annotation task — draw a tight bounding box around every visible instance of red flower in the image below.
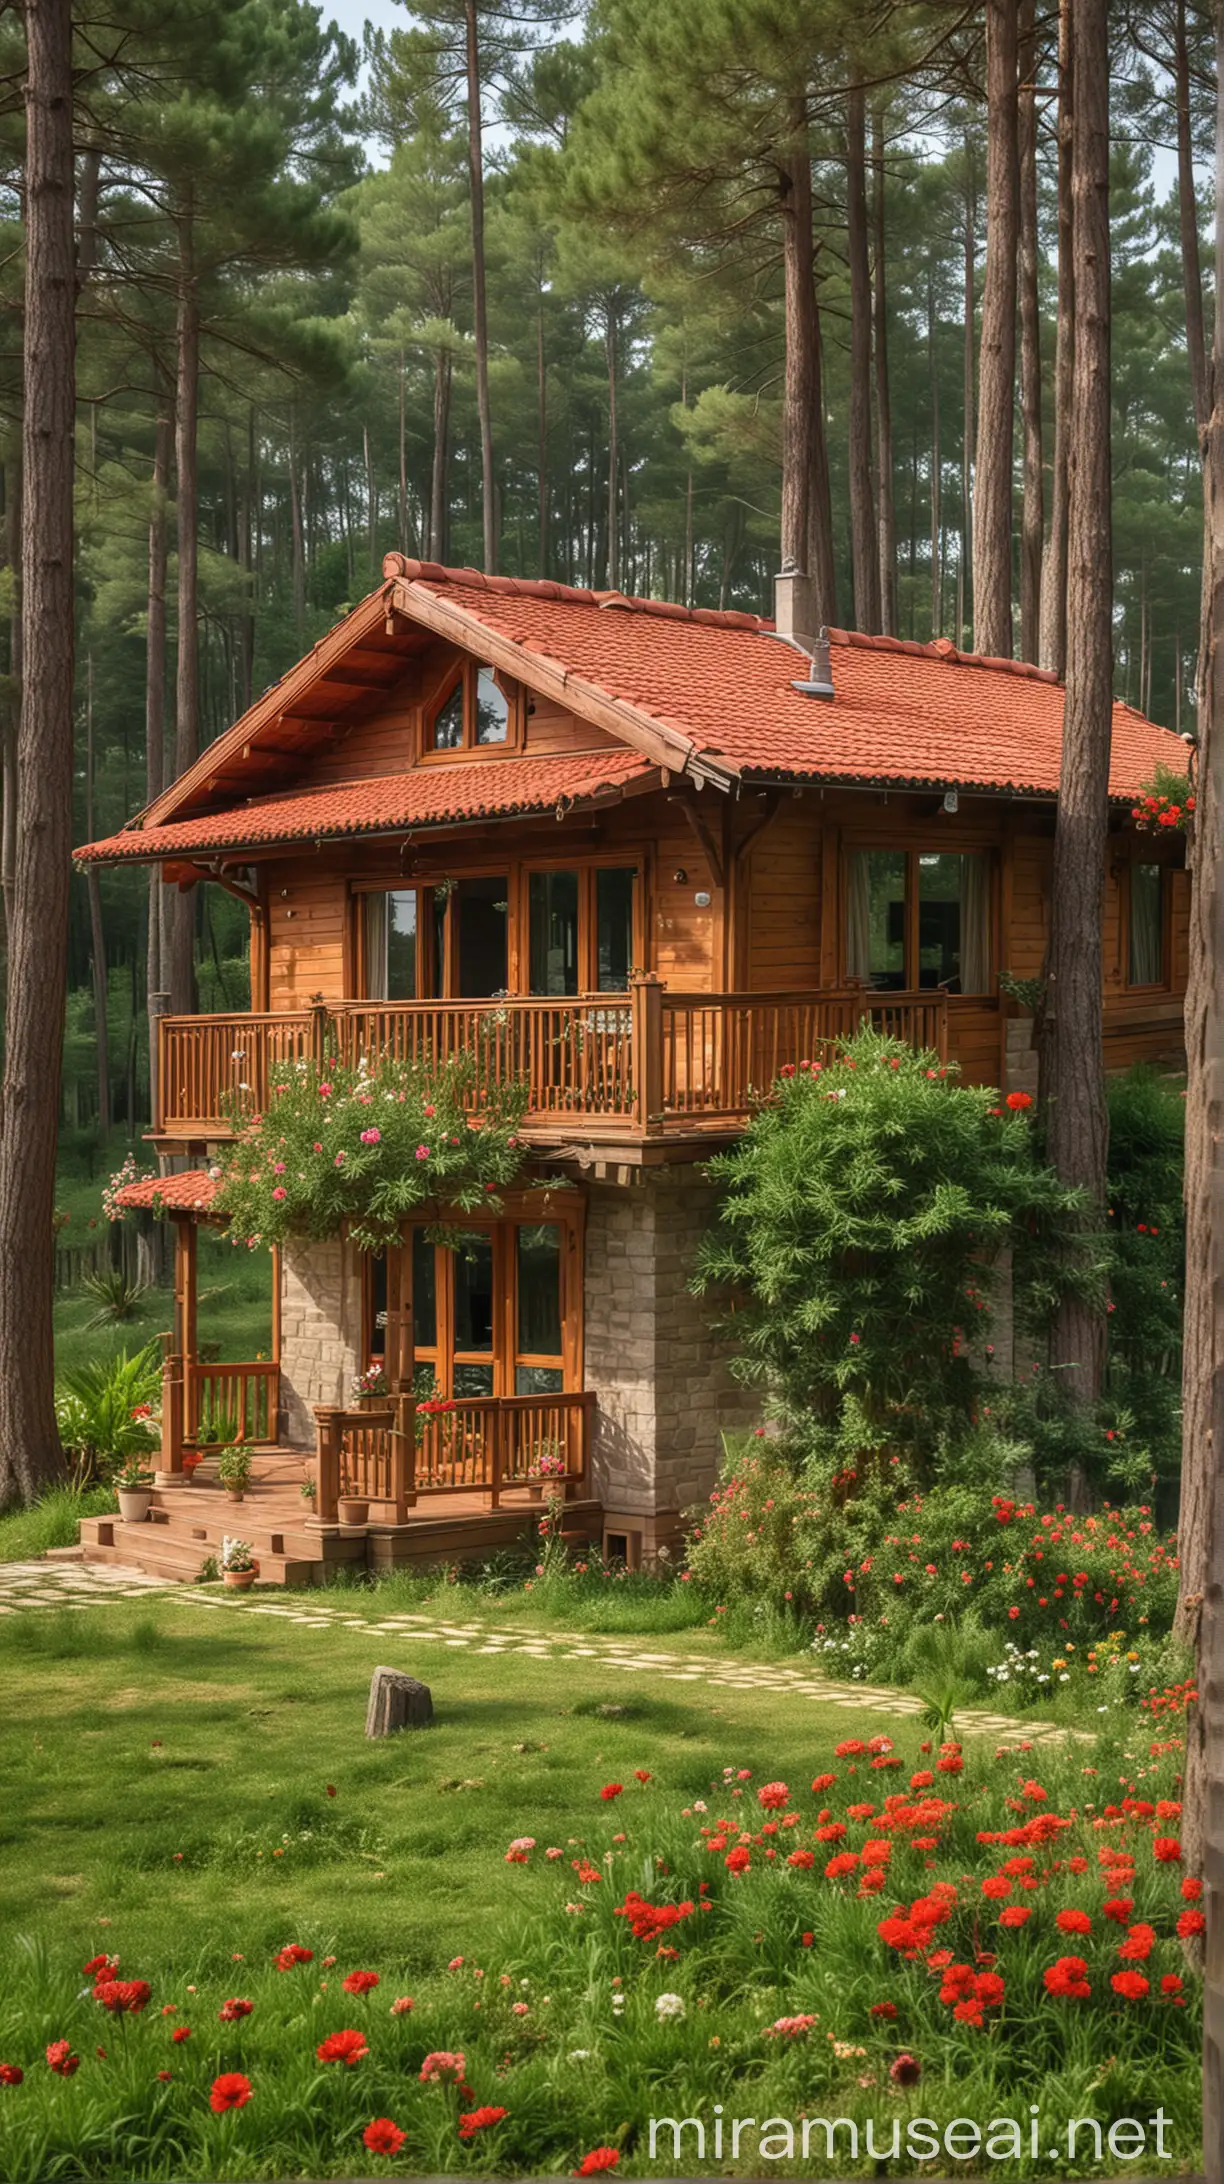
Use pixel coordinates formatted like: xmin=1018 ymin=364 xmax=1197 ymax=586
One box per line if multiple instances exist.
xmin=574 ymin=2151 xmax=620 ymax=2176
xmin=157 ymin=2070 xmax=173 ymax=2083
xmin=834 ymin=1740 xmax=866 ymax=1757
xmin=869 ymin=2001 xmax=897 ymax=2019
xmin=1103 ymin=1897 xmax=1134 ymax=1924
xmin=1118 ymin=1923 xmax=1156 ymax=1961
xmin=936 ymin=1754 xmax=963 ymax=1775
xmin=1161 ymin=1975 xmax=1184 ymax=1996
xmin=93 ymin=1979 xmax=152 ymax=2015
xmin=209 ymin=2072 xmax=252 ymax=2113
xmin=1177 ymin=1909 xmax=1206 ymax=1939
xmin=275 ymin=1945 xmax=313 ymax=1970
xmin=599 ymin=1783 xmax=623 ymax=1802
xmin=1043 ymin=1956 xmax=1091 ymax=1999
xmin=419 ymin=2051 xmax=466 ymax=2084
xmin=1055 ymin=1909 xmax=1091 ymax=1936
xmin=757 ymin=1781 xmax=790 ymax=1811
xmin=363 ymin=2119 xmax=407 ymax=2156
xmin=218 ymin=1999 xmax=253 ymax=2022
xmin=999 ymin=1906 xmax=1032 ymax=1928
xmin=82 ymin=1955 xmax=118 ymax=1979
xmin=724 ymin=1845 xmax=751 ymax=1873
xmin=810 ymin=1773 xmax=837 ymax=1793
xmin=0 ymin=2064 xmax=23 ymax=2086
xmin=1182 ymin=1875 xmax=1203 ymax=1901
xmin=171 ymin=2027 xmax=192 ymax=2045
xmin=981 ymin=1877 xmax=1010 ymax=1900
xmin=890 ymin=2053 xmax=922 ymax=2086
xmin=317 ymin=2030 xmax=368 ymax=2067
xmin=825 ymin=1852 xmax=860 ymax=1879
xmin=1005 ymin=1091 xmax=1033 ymax=1111
xmin=459 ymin=2106 xmax=508 ymax=2139
xmin=1111 ymin=1970 xmax=1150 ymax=2000
xmin=342 ymin=1971 xmax=380 ymax=1996
xmin=634 ymin=1769 xmax=652 ymax=1783
xmin=1153 ymin=1835 xmax=1182 ymax=1863
xmin=45 ymin=2042 xmax=79 ymax=2077
xmin=787 ymin=1848 xmax=815 ymax=1870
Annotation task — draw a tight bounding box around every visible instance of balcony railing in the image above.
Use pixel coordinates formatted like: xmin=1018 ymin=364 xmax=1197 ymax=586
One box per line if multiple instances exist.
xmin=311 ymin=1390 xmax=595 ymax=1521
xmin=155 ymin=986 xmax=949 ymax=1143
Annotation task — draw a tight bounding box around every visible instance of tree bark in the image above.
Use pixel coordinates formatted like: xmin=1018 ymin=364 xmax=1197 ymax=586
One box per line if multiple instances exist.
xmin=1178 ymin=1 xmax=1224 ymax=1932
xmin=145 ymin=396 xmax=171 ymax=1128
xmin=605 ymin=302 xmax=619 ymax=590
xmin=778 ymin=104 xmax=837 ymax=626
xmin=163 ymin=208 xmax=199 ymax=1020
xmin=84 ymin=654 xmax=110 ymax=1133
xmin=430 ymin=347 xmax=451 ymax=563
xmin=0 ymin=0 xmax=76 ymax=1507
xmin=537 ymin=283 xmax=548 ymax=577
xmin=960 ymin=142 xmax=976 ymax=646
xmin=1018 ymin=0 xmax=1044 ymax=663
xmin=872 ymin=105 xmax=897 ymax=636
xmin=846 ymin=83 xmax=881 ymax=633
xmin=928 ymin=270 xmax=942 ymax=637
xmin=464 ymin=0 xmax=496 ymax=573
xmin=1040 ymin=0 xmax=1074 ymax=676
xmin=2 ymin=454 xmax=21 ymax=950
xmin=973 ymin=0 xmax=1020 ymax=660
xmin=1176 ymin=0 xmax=1210 ymax=436
xmin=1044 ymin=0 xmax=1112 ymax=1420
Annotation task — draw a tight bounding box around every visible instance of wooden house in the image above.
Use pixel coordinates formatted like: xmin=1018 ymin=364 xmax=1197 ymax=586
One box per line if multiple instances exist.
xmin=74 ymin=557 xmax=1189 ymax=1585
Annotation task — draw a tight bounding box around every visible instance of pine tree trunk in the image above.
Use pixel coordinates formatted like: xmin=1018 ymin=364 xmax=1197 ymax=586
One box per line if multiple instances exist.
xmin=164 ymin=208 xmax=199 ymax=1020
xmin=1018 ymin=0 xmax=1043 ymax=663
xmin=973 ymin=0 xmax=1019 ymax=659
xmin=2 ymin=454 xmax=21 ymax=949
xmin=145 ymin=398 xmax=171 ymax=1129
xmin=430 ymin=349 xmax=451 ymax=562
xmin=0 ymin=0 xmax=75 ymax=1508
xmin=1040 ymin=0 xmax=1074 ymax=676
xmin=872 ymin=106 xmax=897 ymax=636
xmin=1178 ymin=4 xmax=1224 ymax=1913
xmin=960 ymin=146 xmax=976 ymax=646
xmin=289 ymin=415 xmax=306 ymax=632
xmin=465 ymin=0 xmax=496 ymax=573
xmin=778 ymin=104 xmax=837 ymax=625
xmin=605 ymin=304 xmax=619 ymax=590
xmin=928 ymin=273 xmax=942 ymax=637
xmin=1176 ymin=0 xmax=1209 ymax=436
xmin=84 ymin=654 xmax=110 ymax=1133
xmin=537 ymin=287 xmax=548 ymax=577
xmin=807 ymin=280 xmax=837 ymax=624
xmin=1044 ymin=0 xmax=1112 ymax=1421
xmin=846 ymin=84 xmax=880 ymax=633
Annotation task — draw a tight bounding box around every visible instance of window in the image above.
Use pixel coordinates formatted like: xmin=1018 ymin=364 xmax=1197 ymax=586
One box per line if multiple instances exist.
xmin=365 ymin=1219 xmax=575 ymax=1398
xmin=1129 ymin=863 xmax=1165 ymax=986
xmin=846 ymin=848 xmax=992 ymax=994
xmin=526 ymin=865 xmax=637 ymax=996
xmin=426 ymin=662 xmax=516 ymax=754
xmin=364 ymin=890 xmax=419 ymax=1000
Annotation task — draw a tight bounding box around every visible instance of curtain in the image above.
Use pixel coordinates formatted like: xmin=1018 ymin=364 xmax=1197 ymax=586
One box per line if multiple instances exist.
xmin=846 ymin=852 xmax=872 ymax=981
xmin=1129 ymin=865 xmax=1163 ymax=985
xmin=364 ymin=891 xmax=388 ymax=1000
xmin=959 ymin=854 xmax=991 ymax=994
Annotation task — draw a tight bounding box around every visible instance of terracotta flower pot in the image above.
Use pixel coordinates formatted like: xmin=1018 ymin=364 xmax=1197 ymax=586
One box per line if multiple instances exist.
xmin=224 ymin=1486 xmax=245 ymax=1504
xmin=223 ymin=1566 xmax=257 ymax=1590
xmin=337 ymin=1496 xmax=369 ymax=1526
xmin=527 ymin=1482 xmax=544 ymax=1503
xmin=116 ymin=1487 xmax=153 ymax=1523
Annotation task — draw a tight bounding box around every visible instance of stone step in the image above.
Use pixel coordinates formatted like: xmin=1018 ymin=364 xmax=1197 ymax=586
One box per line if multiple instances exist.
xmin=142 ymin=1498 xmax=326 ymax=1560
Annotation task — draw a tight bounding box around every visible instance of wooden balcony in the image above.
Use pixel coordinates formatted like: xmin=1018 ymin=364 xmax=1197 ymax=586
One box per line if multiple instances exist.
xmin=312 ymin=1390 xmax=595 ymax=1522
xmin=154 ymin=985 xmax=950 ymax=1146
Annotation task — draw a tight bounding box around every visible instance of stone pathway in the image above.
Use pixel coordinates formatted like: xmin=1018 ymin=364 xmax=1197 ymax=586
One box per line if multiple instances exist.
xmin=0 ymin=1562 xmax=1070 ymax=1744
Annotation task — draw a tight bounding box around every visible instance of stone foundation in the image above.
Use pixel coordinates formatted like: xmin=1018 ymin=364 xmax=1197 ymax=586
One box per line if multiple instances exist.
xmin=583 ymin=1173 xmax=756 ymax=1526
xmin=1004 ymin=1013 xmax=1039 ymax=1098
xmin=278 ymin=1236 xmax=364 ymax=1447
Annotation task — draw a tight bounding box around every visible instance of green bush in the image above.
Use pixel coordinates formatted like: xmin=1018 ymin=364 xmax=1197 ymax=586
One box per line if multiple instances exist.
xmin=54 ymin=1340 xmax=162 ymax=1484
xmin=695 ymin=1029 xmax=1097 ymax=1471
xmin=1102 ymin=1066 xmax=1185 ymax=1488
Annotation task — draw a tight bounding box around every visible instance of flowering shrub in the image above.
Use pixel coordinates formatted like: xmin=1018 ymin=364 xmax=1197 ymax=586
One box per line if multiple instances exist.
xmin=215 ymin=1053 xmax=531 ymax=1253
xmin=695 ymin=1030 xmax=1097 ymax=1470
xmin=0 ymin=1733 xmax=1198 ymax=2173
xmin=1130 ymin=763 xmax=1194 ymax=833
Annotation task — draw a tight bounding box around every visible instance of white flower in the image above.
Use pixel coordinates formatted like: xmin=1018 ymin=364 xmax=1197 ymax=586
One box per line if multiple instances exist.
xmin=567 ymin=2050 xmax=592 ymax=2062
xmin=692 ymin=1800 xmax=707 ymax=1813
xmin=655 ymin=1993 xmax=685 ymax=2021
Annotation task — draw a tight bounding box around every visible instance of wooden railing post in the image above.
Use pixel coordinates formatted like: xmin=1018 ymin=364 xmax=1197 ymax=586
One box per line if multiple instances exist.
xmin=155 ymin=1349 xmax=185 ymax=1488
xmin=311 ymin=1406 xmax=342 ymax=1525
xmin=630 ymin=972 xmax=665 ymax=1136
xmin=309 ymin=996 xmax=331 ymax=1071
xmin=489 ymin=1405 xmax=504 ymax=1510
xmin=390 ymin=1392 xmax=416 ymax=1520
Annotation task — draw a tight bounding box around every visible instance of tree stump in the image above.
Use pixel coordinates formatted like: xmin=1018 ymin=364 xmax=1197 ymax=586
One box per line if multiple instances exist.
xmin=364 ymin=1666 xmax=433 ymax=1738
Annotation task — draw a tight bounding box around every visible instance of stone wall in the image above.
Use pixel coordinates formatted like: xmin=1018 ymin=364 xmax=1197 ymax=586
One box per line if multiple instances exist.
xmin=278 ymin=1236 xmax=364 ymax=1447
xmin=583 ymin=1173 xmax=756 ymax=1526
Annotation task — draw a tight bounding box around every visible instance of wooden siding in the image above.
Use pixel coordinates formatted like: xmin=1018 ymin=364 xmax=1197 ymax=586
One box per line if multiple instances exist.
xmin=746 ymin=803 xmax=822 ymax=990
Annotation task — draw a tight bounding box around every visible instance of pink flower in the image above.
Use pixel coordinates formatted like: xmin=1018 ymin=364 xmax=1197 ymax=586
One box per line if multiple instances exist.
xmin=390 ymin=1997 xmax=414 ymax=2016
xmin=334 ymin=1151 xmax=346 ymax=1167
xmin=271 ymin=1187 xmax=287 ymax=1201
xmin=415 ymin=1145 xmax=430 ymax=1161
xmin=359 ymin=1128 xmax=381 ymax=1145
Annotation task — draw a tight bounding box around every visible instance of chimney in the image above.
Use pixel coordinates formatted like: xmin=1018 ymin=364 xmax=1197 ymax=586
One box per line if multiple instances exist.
xmin=773 ymin=562 xmax=819 ymax=652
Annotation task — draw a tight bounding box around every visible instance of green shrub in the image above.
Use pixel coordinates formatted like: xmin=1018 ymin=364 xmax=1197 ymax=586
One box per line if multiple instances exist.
xmin=53 ymin=1340 xmax=162 ymax=1485
xmin=1102 ymin=1066 xmax=1185 ymax=1487
xmin=695 ymin=1029 xmax=1097 ymax=1470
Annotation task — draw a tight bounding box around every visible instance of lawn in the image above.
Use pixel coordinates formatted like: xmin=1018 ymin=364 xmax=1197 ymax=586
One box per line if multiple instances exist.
xmin=0 ymin=1595 xmax=1202 ymax=2178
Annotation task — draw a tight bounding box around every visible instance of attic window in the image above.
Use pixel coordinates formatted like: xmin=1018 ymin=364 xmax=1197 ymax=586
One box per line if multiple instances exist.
xmin=425 ymin=662 xmax=518 ymax=757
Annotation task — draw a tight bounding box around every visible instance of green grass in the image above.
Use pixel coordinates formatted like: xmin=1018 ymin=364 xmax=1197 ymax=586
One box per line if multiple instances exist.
xmin=0 ymin=1485 xmax=117 ymax=1563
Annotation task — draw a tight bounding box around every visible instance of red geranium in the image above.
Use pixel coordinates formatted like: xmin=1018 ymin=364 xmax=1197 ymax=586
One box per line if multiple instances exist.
xmin=574 ymin=2151 xmax=620 ymax=2176
xmin=757 ymin=1781 xmax=790 ymax=1811
xmin=459 ymin=2106 xmax=508 ymax=2139
xmin=999 ymin=1906 xmax=1032 ymax=1928
xmin=419 ymin=2050 xmax=466 ymax=2084
xmin=890 ymin=2053 xmax=922 ymax=2086
xmin=342 ymin=1971 xmax=380 ymax=1996
xmin=1178 ymin=1909 xmax=1206 ymax=1939
xmin=1118 ymin=1923 xmax=1156 ymax=1962
xmin=171 ymin=2028 xmax=192 ymax=2045
xmin=93 ymin=1979 xmax=152 ymax=2015
xmin=363 ymin=2118 xmax=406 ymax=2156
xmin=1103 ymin=1897 xmax=1134 ymax=1924
xmin=1005 ymin=1091 xmax=1033 ymax=1112
xmin=275 ymin=1945 xmax=313 ymax=1970
xmin=45 ymin=2042 xmax=79 ymax=2077
xmin=981 ymin=1877 xmax=1010 ymax=1900
xmin=1182 ymin=1876 xmax=1203 ymax=1901
xmin=599 ymin=1783 xmax=623 ymax=1801
xmin=1111 ymin=1970 xmax=1150 ymax=2000
xmin=317 ymin=2030 xmax=368 ymax=2067
xmin=82 ymin=1955 xmax=119 ymax=1979
xmin=1153 ymin=1835 xmax=1182 ymax=1862
xmin=219 ymin=1999 xmax=253 ymax=2022
xmin=724 ymin=1846 xmax=751 ymax=1873
xmin=0 ymin=2064 xmax=23 ymax=2086
xmin=209 ymin=2072 xmax=252 ymax=2113
xmin=1055 ymin=1909 xmax=1091 ymax=1936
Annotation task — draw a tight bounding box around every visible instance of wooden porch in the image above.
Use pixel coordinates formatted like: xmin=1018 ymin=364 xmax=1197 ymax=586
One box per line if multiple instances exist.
xmin=153 ymin=982 xmax=951 ymax=1144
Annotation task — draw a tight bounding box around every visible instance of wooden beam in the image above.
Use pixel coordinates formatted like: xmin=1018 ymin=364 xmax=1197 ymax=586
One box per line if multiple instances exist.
xmin=668 ymin=792 xmax=726 ymax=888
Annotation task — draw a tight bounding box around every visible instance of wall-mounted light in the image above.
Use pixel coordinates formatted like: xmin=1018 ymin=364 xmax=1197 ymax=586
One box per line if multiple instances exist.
xmin=694 ymin=891 xmax=712 ymax=908
xmin=943 ymin=789 xmax=959 ymax=814
xmin=672 ymin=868 xmax=687 ymax=884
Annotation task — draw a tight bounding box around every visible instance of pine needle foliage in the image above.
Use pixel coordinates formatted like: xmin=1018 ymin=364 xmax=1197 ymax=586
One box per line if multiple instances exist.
xmin=695 ymin=1030 xmax=1100 ymax=1469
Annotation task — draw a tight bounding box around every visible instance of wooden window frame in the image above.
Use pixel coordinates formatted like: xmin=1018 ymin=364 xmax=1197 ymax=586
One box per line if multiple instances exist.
xmin=351 ymin=858 xmax=649 ymax=1001
xmin=1122 ymin=854 xmax=1172 ymax=993
xmin=417 ymin=658 xmax=524 ymax=763
xmin=363 ymin=1201 xmax=585 ymax=1396
xmin=518 ymin=856 xmax=646 ymax=995
xmin=839 ymin=839 xmax=999 ymax=996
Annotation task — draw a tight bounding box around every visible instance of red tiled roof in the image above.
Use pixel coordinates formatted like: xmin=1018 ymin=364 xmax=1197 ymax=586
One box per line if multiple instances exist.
xmin=389 ymin=558 xmax=1186 ymax=799
xmin=77 ymin=749 xmax=652 ymax=865
xmin=112 ymin=1169 xmax=223 ymax=1213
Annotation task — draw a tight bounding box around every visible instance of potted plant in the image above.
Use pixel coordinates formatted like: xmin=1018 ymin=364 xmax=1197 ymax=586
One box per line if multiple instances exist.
xmin=181 ymin=1450 xmax=203 ymax=1484
xmin=300 ymin=1476 xmax=317 ymax=1507
xmin=220 ymin=1536 xmax=259 ymax=1591
xmin=217 ymin=1442 xmax=252 ymax=1503
xmin=526 ymin=1444 xmax=566 ymax=1503
xmin=351 ymin=1361 xmax=388 ymax=1407
xmin=115 ymin=1459 xmax=155 ymax=1523
xmin=336 ymin=1486 xmax=370 ymax=1526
